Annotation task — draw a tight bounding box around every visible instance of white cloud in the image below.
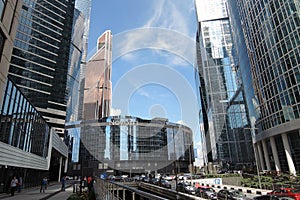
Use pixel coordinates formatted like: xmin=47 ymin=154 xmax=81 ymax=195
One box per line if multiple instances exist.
xmin=143 ymin=0 xmax=192 ymax=37
xmin=113 ymin=28 xmax=196 ymax=66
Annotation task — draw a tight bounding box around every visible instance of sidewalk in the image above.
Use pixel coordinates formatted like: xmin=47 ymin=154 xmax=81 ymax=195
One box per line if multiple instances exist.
xmin=0 ymin=181 xmax=75 ymax=200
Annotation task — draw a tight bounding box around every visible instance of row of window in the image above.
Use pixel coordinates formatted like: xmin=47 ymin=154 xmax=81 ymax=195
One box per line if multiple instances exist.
xmin=0 ymin=79 xmax=49 ymax=158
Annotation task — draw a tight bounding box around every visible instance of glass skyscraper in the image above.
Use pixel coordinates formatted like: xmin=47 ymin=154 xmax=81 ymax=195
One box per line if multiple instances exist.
xmin=83 ymin=30 xmax=112 ymax=120
xmin=8 ymin=0 xmax=75 ymax=135
xmin=228 ymin=0 xmax=300 ymax=175
xmin=65 ymin=9 xmax=85 ymax=123
xmin=75 ymin=0 xmax=92 ymax=121
xmin=195 ymin=0 xmax=253 ymax=171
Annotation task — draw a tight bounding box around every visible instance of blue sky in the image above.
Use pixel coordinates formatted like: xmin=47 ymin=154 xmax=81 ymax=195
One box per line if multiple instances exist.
xmin=87 ymin=0 xmax=202 ymax=163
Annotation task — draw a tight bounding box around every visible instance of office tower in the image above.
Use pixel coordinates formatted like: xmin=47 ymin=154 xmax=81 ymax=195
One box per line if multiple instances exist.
xmin=195 ymin=0 xmax=253 ymax=171
xmin=83 ymin=30 xmax=112 ymax=120
xmin=228 ymin=0 xmax=300 ymax=174
xmin=65 ymin=0 xmax=92 ymax=167
xmin=8 ymin=0 xmax=75 ymax=135
xmin=75 ymin=0 xmax=92 ymax=120
xmin=65 ymin=9 xmax=85 ymax=123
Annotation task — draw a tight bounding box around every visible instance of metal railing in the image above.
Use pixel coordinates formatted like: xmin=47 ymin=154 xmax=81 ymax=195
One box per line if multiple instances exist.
xmin=93 ymin=178 xmax=169 ymax=200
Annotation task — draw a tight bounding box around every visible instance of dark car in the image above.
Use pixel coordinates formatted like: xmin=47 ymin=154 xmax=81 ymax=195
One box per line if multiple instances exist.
xmin=196 ymin=186 xmax=217 ymax=199
xmin=217 ymin=189 xmax=249 ymax=200
xmin=141 ymin=176 xmax=150 ymax=183
xmin=177 ymin=182 xmax=196 ymax=195
xmin=150 ymin=178 xmax=159 ymax=185
xmin=254 ymin=194 xmax=295 ymax=200
xmin=267 ymin=188 xmax=300 ymax=200
xmin=159 ymin=179 xmax=172 ymax=189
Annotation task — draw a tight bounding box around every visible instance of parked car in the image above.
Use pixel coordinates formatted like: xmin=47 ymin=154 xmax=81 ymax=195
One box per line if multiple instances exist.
xmin=267 ymin=188 xmax=300 ymax=200
xmin=254 ymin=194 xmax=295 ymax=200
xmin=177 ymin=182 xmax=196 ymax=194
xmin=217 ymin=189 xmax=249 ymax=200
xmin=196 ymin=186 xmax=217 ymax=199
xmin=159 ymin=179 xmax=172 ymax=189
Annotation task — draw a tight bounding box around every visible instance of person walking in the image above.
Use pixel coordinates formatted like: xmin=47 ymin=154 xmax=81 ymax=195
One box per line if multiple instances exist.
xmin=87 ymin=176 xmax=92 ymax=192
xmin=61 ymin=176 xmax=66 ymax=191
xmin=10 ymin=176 xmax=18 ymax=196
xmin=40 ymin=177 xmax=47 ymax=193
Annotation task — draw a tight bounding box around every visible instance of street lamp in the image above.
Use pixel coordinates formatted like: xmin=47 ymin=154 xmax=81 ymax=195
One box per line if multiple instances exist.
xmin=245 ymin=127 xmax=262 ymax=189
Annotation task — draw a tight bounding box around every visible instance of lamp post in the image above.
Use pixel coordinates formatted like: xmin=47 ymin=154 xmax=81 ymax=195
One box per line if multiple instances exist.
xmin=245 ymin=127 xmax=262 ymax=189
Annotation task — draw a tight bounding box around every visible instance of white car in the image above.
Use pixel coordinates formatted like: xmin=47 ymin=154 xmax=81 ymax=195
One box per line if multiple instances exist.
xmin=163 ymin=176 xmax=173 ymax=181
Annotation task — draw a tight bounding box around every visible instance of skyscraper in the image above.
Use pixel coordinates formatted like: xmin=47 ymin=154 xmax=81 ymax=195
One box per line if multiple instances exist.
xmin=228 ymin=0 xmax=300 ymax=174
xmin=74 ymin=0 xmax=92 ymax=120
xmin=83 ymin=30 xmax=112 ymax=120
xmin=195 ymin=0 xmax=253 ymax=171
xmin=65 ymin=9 xmax=85 ymax=123
xmin=8 ymin=0 xmax=75 ymax=135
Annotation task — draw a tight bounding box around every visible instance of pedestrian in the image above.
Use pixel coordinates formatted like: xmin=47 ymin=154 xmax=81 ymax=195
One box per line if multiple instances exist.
xmin=87 ymin=176 xmax=92 ymax=192
xmin=18 ymin=176 xmax=22 ymax=192
xmin=61 ymin=176 xmax=66 ymax=191
xmin=82 ymin=176 xmax=87 ymax=191
xmin=40 ymin=177 xmax=47 ymax=193
xmin=10 ymin=176 xmax=18 ymax=196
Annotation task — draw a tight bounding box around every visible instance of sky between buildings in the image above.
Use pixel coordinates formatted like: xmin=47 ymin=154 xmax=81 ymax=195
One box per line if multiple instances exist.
xmin=87 ymin=0 xmax=203 ymax=164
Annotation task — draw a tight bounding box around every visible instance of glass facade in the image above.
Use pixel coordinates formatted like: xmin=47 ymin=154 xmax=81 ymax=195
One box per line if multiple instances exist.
xmin=231 ymin=0 xmax=300 ymax=174
xmin=195 ymin=0 xmax=253 ymax=170
xmin=65 ymin=9 xmax=85 ymax=123
xmin=237 ymin=0 xmax=300 ymax=131
xmin=0 ymin=78 xmax=49 ymax=158
xmin=66 ymin=116 xmax=194 ymax=177
xmin=74 ymin=0 xmax=92 ymax=120
xmin=8 ymin=0 xmax=75 ymax=135
xmin=83 ymin=30 xmax=112 ymax=120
